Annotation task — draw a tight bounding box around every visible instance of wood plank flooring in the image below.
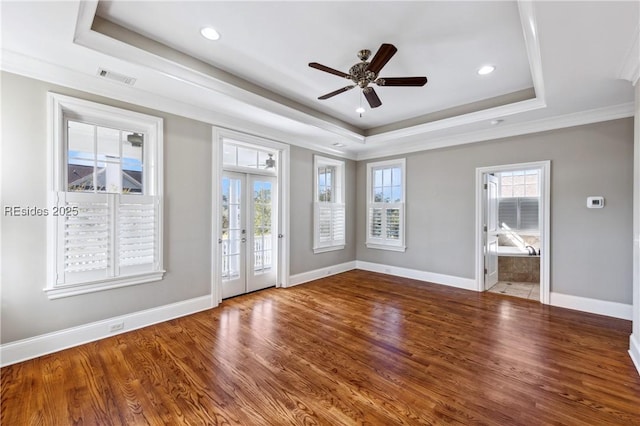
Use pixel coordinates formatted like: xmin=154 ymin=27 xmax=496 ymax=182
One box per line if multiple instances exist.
xmin=2 ymin=270 xmax=639 ymax=425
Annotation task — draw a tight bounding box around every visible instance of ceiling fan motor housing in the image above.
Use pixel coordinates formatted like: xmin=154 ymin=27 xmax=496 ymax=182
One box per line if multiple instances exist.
xmin=349 ymin=62 xmax=377 ymax=88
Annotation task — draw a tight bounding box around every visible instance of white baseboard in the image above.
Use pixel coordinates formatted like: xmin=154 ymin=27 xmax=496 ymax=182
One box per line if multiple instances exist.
xmin=287 ymin=261 xmax=357 ymax=287
xmin=355 ymin=261 xmax=477 ymax=291
xmin=0 ymin=295 xmax=213 ymax=367
xmin=549 ymin=292 xmax=632 ymax=320
xmin=630 ymin=334 xmax=640 ymax=376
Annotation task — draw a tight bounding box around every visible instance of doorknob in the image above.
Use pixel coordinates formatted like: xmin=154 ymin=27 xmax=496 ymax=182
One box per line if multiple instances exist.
xmin=241 ymin=237 xmax=246 ymax=243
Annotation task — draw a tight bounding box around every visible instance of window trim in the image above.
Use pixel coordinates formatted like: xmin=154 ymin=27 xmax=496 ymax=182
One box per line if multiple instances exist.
xmin=313 ymin=155 xmax=345 ymax=253
xmin=366 ymin=158 xmax=406 ymax=252
xmin=46 ymin=93 xmax=164 ymax=299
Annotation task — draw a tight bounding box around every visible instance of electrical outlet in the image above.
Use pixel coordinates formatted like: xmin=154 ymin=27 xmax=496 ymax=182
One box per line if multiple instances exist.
xmin=108 ymin=322 xmax=124 ymax=333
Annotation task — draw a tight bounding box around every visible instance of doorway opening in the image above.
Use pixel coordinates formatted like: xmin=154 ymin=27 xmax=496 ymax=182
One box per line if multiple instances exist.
xmin=212 ymin=129 xmax=289 ymax=304
xmin=475 ymin=161 xmax=550 ymax=303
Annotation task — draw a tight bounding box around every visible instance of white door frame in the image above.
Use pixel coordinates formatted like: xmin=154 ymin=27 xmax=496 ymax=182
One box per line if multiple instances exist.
xmin=474 ymin=160 xmax=551 ymax=304
xmin=211 ymin=127 xmax=290 ymax=306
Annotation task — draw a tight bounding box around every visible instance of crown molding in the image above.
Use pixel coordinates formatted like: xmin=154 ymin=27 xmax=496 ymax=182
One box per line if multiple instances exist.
xmin=363 ymin=97 xmax=546 ymax=145
xmin=355 ymin=102 xmax=635 ymax=161
xmin=74 ymin=1 xmax=366 ymax=145
xmin=0 ymin=49 xmax=359 ymax=160
xmin=619 ymin=24 xmax=640 ymax=85
xmin=518 ymin=0 xmax=546 ymax=102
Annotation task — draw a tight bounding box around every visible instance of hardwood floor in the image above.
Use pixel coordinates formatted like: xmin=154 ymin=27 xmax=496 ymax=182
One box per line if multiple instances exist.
xmin=2 ymin=270 xmax=639 ymax=425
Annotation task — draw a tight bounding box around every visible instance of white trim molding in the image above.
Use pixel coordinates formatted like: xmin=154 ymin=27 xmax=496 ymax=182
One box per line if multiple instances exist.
xmin=618 ymin=24 xmax=640 ymax=85
xmin=288 ymin=261 xmax=357 ymax=287
xmin=356 ymin=261 xmax=476 ymax=291
xmin=630 ymin=334 xmax=640 ymax=375
xmin=0 ymin=296 xmax=212 ymax=367
xmin=549 ymin=292 xmax=633 ymax=321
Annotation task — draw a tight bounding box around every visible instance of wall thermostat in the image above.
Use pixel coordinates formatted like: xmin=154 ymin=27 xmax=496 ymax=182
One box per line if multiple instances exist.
xmin=587 ymin=196 xmax=604 ymax=208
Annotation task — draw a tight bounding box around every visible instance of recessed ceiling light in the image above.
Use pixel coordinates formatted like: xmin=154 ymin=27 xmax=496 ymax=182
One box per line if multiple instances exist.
xmin=477 ymin=65 xmax=495 ymax=75
xmin=200 ymin=27 xmax=220 ymax=41
xmin=333 ymin=142 xmax=346 ymax=147
xmin=491 ymin=119 xmax=504 ymax=125
xmin=355 ymin=107 xmax=365 ymax=114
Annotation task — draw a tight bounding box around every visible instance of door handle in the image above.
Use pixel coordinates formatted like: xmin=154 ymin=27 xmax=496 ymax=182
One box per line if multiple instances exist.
xmin=241 ymin=237 xmax=246 ymax=243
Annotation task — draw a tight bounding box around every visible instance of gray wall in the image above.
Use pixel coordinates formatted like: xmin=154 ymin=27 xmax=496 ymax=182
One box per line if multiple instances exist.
xmin=289 ymin=146 xmax=357 ymax=275
xmin=1 ymin=71 xmax=634 ymax=346
xmin=1 ymin=72 xmax=213 ymax=343
xmin=357 ymin=119 xmax=634 ymax=304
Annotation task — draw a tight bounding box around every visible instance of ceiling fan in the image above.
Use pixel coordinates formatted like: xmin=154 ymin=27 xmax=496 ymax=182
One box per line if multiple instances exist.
xmin=309 ymin=43 xmax=428 ymax=109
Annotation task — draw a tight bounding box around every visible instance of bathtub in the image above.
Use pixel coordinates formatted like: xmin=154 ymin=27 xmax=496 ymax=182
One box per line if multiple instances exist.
xmin=497 ymin=246 xmax=539 ymax=257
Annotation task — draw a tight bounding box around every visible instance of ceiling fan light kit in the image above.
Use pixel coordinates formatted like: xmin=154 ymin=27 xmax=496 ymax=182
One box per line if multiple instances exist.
xmin=309 ymin=43 xmax=428 ymax=109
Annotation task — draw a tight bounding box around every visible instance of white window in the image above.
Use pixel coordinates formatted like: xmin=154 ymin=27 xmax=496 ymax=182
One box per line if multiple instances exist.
xmin=499 ymin=170 xmax=539 ymax=198
xmin=366 ymin=158 xmax=406 ymax=252
xmin=313 ymin=155 xmax=345 ymax=253
xmin=498 ymin=170 xmax=540 ymax=231
xmin=47 ymin=93 xmax=164 ymax=299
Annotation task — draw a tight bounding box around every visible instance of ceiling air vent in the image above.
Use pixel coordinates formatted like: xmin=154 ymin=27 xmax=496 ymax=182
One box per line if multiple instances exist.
xmin=97 ymin=68 xmax=136 ymax=86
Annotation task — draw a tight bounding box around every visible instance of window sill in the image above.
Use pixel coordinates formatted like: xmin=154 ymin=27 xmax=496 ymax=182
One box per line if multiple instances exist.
xmin=313 ymin=245 xmax=345 ymax=254
xmin=366 ymin=243 xmax=406 ymax=252
xmin=44 ymin=271 xmax=165 ymax=300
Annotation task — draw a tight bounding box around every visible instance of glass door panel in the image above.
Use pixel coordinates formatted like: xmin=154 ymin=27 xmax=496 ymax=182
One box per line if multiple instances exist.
xmin=248 ymin=175 xmax=277 ymax=292
xmin=221 ymin=172 xmax=246 ymax=298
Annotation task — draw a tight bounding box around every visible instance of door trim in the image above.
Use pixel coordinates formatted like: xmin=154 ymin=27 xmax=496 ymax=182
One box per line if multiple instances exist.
xmin=212 ymin=127 xmax=290 ymax=306
xmin=474 ymin=160 xmax=551 ymax=304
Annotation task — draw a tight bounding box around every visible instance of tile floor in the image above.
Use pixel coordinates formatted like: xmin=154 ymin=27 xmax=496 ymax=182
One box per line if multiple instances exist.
xmin=488 ymin=281 xmax=540 ymax=301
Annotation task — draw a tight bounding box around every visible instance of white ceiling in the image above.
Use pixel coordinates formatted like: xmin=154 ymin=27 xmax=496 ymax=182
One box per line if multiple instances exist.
xmin=95 ymin=1 xmax=534 ymax=130
xmin=1 ymin=1 xmax=638 ymax=159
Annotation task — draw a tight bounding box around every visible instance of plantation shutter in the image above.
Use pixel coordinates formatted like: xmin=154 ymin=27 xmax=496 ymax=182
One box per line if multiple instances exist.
xmin=56 ymin=192 xmax=111 ymax=284
xmin=519 ymin=197 xmax=539 ymax=230
xmin=498 ymin=198 xmax=518 ymax=229
xmin=498 ymin=197 xmax=539 ymax=230
xmin=368 ymin=203 xmax=404 ymax=247
xmin=118 ymin=195 xmax=160 ymax=275
xmin=54 ymin=192 xmax=160 ymax=286
xmin=314 ymin=202 xmax=345 ymax=250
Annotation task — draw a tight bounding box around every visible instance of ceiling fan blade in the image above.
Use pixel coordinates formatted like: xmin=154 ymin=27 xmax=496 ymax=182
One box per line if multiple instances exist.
xmin=366 ymin=43 xmax=397 ymax=75
xmin=363 ymin=87 xmax=382 ymax=108
xmin=318 ymin=85 xmax=355 ymax=100
xmin=309 ymin=62 xmax=351 ymax=79
xmin=376 ymin=76 xmax=428 ymax=87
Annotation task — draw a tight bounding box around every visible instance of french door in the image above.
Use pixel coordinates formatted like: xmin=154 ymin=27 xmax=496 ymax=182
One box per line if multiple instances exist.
xmin=221 ymin=172 xmax=277 ymax=298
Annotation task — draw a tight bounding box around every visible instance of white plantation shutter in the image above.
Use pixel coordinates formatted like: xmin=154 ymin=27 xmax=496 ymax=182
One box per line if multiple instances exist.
xmin=331 ymin=203 xmax=345 ymax=243
xmin=118 ymin=195 xmax=160 ymax=274
xmin=314 ymin=202 xmax=345 ymax=250
xmin=367 ymin=203 xmax=404 ymax=248
xmin=51 ymin=192 xmax=162 ymax=290
xmin=369 ymin=207 xmax=383 ymax=238
xmin=58 ymin=192 xmax=111 ymax=284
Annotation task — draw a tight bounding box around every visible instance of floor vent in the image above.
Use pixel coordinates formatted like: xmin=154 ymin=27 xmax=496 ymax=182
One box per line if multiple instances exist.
xmin=97 ymin=68 xmax=136 ymax=86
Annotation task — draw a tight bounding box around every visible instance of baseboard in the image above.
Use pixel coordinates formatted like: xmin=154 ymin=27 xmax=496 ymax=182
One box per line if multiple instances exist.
xmin=355 ymin=261 xmax=477 ymax=291
xmin=287 ymin=261 xmax=357 ymax=287
xmin=630 ymin=334 xmax=640 ymax=376
xmin=0 ymin=295 xmax=213 ymax=367
xmin=549 ymin=292 xmax=632 ymax=320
